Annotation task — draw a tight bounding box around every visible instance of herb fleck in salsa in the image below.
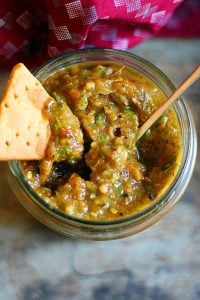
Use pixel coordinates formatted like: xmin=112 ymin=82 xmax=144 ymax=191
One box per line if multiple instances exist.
xmin=21 ymin=62 xmax=182 ymax=220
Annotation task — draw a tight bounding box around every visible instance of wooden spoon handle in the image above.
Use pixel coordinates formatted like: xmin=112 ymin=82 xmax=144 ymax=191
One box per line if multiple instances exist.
xmin=136 ymin=65 xmax=200 ymax=142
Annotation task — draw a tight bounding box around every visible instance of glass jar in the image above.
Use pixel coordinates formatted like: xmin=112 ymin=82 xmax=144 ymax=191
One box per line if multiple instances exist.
xmin=7 ymin=49 xmax=197 ymax=240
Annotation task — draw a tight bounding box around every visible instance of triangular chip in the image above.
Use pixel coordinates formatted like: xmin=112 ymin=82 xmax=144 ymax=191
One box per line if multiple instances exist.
xmin=0 ymin=63 xmax=51 ymax=160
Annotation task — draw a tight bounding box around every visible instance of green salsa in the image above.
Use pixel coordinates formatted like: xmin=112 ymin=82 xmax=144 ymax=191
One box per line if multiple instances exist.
xmin=21 ymin=62 xmax=182 ymax=221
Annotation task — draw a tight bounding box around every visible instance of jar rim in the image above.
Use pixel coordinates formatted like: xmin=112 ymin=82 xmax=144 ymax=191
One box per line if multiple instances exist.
xmin=8 ymin=48 xmax=197 ymax=229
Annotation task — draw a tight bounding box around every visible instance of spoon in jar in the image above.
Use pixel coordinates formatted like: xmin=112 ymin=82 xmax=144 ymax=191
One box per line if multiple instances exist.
xmin=136 ymin=65 xmax=200 ymax=142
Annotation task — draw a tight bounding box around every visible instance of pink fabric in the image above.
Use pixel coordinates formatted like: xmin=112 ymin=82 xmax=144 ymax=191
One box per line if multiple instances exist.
xmin=0 ymin=0 xmax=198 ymax=68
xmin=159 ymin=0 xmax=200 ymax=37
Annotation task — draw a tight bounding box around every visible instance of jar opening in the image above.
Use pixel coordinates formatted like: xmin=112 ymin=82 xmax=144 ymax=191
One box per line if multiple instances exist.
xmin=7 ymin=49 xmax=197 ymax=239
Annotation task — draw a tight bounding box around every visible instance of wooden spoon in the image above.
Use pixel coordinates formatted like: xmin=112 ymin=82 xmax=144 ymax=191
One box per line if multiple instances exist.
xmin=136 ymin=65 xmax=200 ymax=142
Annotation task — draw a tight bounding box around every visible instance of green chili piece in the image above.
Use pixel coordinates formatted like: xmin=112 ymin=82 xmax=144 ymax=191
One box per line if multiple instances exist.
xmin=95 ymin=113 xmax=106 ymax=124
xmin=79 ymin=93 xmax=88 ymax=110
xmin=124 ymin=108 xmax=135 ymax=117
xmin=53 ymin=121 xmax=60 ymax=131
xmin=114 ymin=186 xmax=123 ymax=196
xmin=115 ymin=179 xmax=122 ymax=185
xmin=97 ymin=66 xmax=107 ymax=77
xmin=159 ymin=115 xmax=168 ymax=125
xmin=58 ymin=146 xmax=69 ymax=155
xmin=51 ymin=91 xmax=60 ymax=100
xmin=99 ymin=134 xmax=109 ymax=143
xmin=51 ymin=91 xmax=64 ymax=106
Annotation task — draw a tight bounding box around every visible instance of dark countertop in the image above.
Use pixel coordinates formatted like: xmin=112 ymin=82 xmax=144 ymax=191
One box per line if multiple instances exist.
xmin=0 ymin=38 xmax=199 ymax=300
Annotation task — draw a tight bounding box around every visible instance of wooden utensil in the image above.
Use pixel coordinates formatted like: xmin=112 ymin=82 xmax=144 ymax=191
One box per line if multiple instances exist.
xmin=136 ymin=65 xmax=200 ymax=142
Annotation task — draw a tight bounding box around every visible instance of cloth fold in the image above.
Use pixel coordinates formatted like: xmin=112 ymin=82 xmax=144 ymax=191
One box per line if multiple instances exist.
xmin=0 ymin=0 xmax=199 ymax=68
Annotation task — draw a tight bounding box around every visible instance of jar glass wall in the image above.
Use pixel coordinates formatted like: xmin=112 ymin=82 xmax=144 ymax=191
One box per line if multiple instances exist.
xmin=7 ymin=49 xmax=197 ymax=240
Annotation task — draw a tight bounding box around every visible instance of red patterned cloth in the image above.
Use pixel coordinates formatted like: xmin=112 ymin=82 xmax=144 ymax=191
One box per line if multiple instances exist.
xmin=0 ymin=0 xmax=199 ymax=68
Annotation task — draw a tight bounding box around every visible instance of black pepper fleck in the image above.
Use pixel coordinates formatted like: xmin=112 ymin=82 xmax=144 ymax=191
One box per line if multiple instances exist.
xmin=149 ymin=193 xmax=156 ymax=200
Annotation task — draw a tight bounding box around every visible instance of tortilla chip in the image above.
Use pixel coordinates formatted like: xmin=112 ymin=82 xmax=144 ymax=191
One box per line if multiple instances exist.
xmin=0 ymin=63 xmax=51 ymax=160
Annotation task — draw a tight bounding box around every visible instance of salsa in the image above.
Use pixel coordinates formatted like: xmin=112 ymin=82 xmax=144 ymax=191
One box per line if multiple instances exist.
xmin=21 ymin=62 xmax=182 ymax=221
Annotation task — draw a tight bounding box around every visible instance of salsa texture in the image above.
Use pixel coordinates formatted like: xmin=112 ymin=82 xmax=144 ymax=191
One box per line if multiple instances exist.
xmin=21 ymin=62 xmax=182 ymax=221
